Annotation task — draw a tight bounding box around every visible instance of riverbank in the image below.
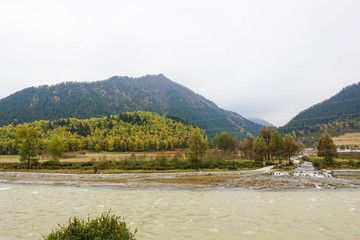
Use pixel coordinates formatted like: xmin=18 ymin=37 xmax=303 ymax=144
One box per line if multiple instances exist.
xmin=1 ymin=170 xmax=359 ymax=190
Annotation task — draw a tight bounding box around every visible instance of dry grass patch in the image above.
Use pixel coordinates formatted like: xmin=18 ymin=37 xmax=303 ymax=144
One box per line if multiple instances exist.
xmin=0 ymin=155 xmax=22 ymax=163
xmin=78 ymin=178 xmax=129 ymax=184
xmin=143 ymin=174 xmax=245 ymax=185
xmin=0 ymin=169 xmax=97 ymax=174
xmin=333 ymin=132 xmax=360 ymax=146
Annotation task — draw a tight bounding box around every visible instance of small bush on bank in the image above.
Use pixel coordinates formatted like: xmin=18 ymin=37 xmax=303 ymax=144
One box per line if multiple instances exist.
xmin=301 ymin=156 xmax=309 ymax=161
xmin=265 ymin=162 xmax=275 ymax=166
xmin=43 ymin=159 xmax=60 ymax=169
xmin=311 ymin=159 xmax=323 ymax=169
xmin=308 ymin=157 xmax=347 ymax=169
xmin=44 ymin=212 xmax=136 ymax=240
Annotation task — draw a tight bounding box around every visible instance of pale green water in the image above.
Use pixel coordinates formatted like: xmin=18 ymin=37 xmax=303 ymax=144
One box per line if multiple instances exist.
xmin=0 ymin=184 xmax=360 ymax=240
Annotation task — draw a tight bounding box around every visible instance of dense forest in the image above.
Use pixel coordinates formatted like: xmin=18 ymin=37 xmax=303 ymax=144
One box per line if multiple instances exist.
xmin=0 ymin=111 xmax=196 ymax=154
xmin=0 ymin=74 xmax=261 ymax=139
xmin=279 ymin=82 xmax=360 ymax=146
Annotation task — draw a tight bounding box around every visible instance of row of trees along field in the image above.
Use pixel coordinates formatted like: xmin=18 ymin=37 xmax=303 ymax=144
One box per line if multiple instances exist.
xmin=244 ymin=126 xmax=304 ymax=164
xmin=9 ymin=124 xmax=262 ymax=171
xmin=212 ymin=126 xmax=304 ymax=164
xmin=0 ymin=111 xmax=196 ymax=155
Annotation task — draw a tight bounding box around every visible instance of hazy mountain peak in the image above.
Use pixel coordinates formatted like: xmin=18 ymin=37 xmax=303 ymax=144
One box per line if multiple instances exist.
xmin=247 ymin=117 xmax=274 ymax=127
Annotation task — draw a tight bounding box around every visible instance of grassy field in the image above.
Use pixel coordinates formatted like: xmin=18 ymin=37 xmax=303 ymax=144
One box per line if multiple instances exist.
xmin=332 ymin=132 xmax=360 ymax=146
xmin=0 ymin=151 xmax=263 ymax=172
xmin=306 ymin=156 xmax=360 ymax=170
xmin=0 ymin=151 xmax=186 ymax=163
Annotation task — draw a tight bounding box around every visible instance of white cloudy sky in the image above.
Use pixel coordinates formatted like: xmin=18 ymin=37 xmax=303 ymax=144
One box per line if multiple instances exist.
xmin=1 ymin=0 xmax=360 ymax=126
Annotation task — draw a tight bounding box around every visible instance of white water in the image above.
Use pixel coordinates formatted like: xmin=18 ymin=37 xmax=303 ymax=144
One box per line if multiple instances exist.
xmin=0 ymin=184 xmax=360 ymax=239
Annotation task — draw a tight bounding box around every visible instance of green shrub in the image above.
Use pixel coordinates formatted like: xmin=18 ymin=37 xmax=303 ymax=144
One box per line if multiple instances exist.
xmin=310 ymin=158 xmax=330 ymax=169
xmin=348 ymin=159 xmax=356 ymax=167
xmin=312 ymin=159 xmax=321 ymax=169
xmin=93 ymin=157 xmax=117 ymax=170
xmin=44 ymin=212 xmax=136 ymax=240
xmin=301 ymin=155 xmax=309 ymax=161
xmin=43 ymin=159 xmax=60 ymax=169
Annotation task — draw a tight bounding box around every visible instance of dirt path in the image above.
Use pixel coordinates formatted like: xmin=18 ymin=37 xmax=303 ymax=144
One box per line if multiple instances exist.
xmin=253 ymin=165 xmax=275 ymax=172
xmin=295 ymin=161 xmax=316 ymax=171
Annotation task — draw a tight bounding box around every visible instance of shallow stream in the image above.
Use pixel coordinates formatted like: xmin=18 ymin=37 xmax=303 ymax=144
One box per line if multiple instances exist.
xmin=0 ymin=184 xmax=359 ymax=239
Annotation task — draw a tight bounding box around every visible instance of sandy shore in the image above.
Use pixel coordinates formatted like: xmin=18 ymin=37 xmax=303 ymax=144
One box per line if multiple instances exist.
xmin=1 ymin=169 xmax=360 ymax=190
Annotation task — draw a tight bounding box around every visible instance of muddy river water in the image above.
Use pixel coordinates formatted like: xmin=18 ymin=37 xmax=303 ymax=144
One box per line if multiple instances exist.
xmin=0 ymin=183 xmax=360 ymax=240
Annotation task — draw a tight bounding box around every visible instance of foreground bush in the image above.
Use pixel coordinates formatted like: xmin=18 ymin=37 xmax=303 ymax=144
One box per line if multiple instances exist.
xmin=44 ymin=212 xmax=136 ymax=240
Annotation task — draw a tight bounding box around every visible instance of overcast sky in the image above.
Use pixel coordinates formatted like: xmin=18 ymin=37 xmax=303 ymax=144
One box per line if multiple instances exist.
xmin=1 ymin=0 xmax=360 ymax=126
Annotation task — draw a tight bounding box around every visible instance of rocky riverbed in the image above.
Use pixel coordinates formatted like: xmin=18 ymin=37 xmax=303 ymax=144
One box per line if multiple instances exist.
xmin=0 ymin=170 xmax=359 ymax=190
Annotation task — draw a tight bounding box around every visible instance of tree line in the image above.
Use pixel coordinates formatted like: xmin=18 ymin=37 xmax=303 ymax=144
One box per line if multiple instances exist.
xmin=212 ymin=126 xmax=304 ymax=164
xmin=0 ymin=111 xmax=195 ymax=156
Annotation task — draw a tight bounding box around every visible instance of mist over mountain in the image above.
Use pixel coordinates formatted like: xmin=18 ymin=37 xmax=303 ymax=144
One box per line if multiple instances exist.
xmin=0 ymin=74 xmax=261 ymax=139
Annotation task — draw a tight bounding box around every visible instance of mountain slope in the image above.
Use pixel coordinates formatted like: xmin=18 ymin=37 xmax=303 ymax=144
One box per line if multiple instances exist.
xmin=0 ymin=74 xmax=261 ymax=138
xmin=280 ymin=82 xmax=360 ymax=145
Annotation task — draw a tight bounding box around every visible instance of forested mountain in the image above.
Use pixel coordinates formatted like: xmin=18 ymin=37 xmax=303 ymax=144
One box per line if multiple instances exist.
xmin=0 ymin=111 xmax=195 ymax=154
xmin=0 ymin=74 xmax=261 ymax=139
xmin=280 ymin=82 xmax=360 ymax=146
xmin=0 ymin=74 xmax=261 ymax=138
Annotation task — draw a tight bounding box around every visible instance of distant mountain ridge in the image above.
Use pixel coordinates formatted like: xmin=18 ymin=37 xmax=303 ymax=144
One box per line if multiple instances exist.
xmin=0 ymin=74 xmax=261 ymax=138
xmin=280 ymin=82 xmax=360 ymax=146
xmin=247 ymin=117 xmax=274 ymax=127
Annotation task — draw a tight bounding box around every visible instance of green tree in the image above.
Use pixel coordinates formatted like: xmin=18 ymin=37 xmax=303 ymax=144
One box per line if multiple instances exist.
xmin=283 ymin=134 xmax=299 ymax=163
xmin=253 ymin=136 xmax=267 ymax=163
xmin=188 ymin=128 xmax=208 ymax=170
xmin=107 ymin=137 xmax=115 ymax=151
xmin=95 ymin=143 xmax=101 ymax=152
xmin=211 ymin=134 xmax=220 ymax=149
xmin=269 ymin=131 xmax=285 ymax=163
xmin=15 ymin=125 xmax=39 ymax=170
xmin=316 ymin=131 xmax=338 ymax=167
xmin=47 ymin=135 xmax=65 ymax=160
xmin=217 ymin=131 xmax=238 ymax=153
